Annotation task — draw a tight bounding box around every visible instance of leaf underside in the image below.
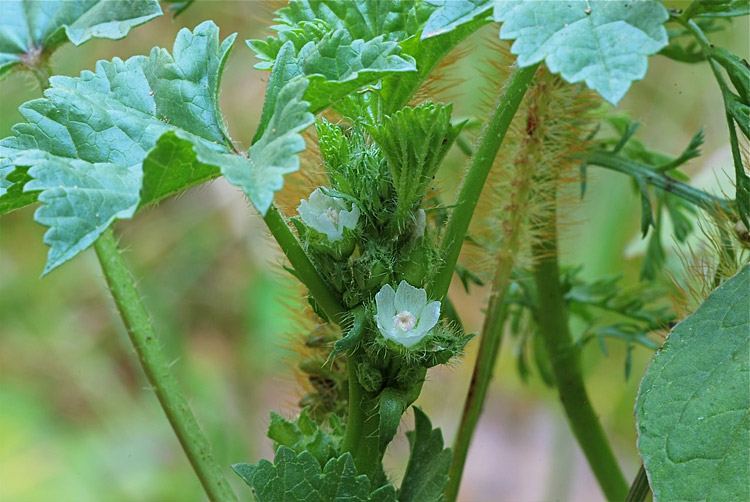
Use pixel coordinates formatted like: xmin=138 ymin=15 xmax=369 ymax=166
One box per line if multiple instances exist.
xmin=422 ymin=0 xmax=669 ymax=104
xmin=0 ymin=0 xmax=163 ymax=78
xmin=635 ymin=265 xmax=749 ymax=502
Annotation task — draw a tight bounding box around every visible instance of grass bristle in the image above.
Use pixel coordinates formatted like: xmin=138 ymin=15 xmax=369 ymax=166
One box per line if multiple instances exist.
xmin=276 ymin=128 xmax=327 ymax=216
xmin=670 ymin=211 xmax=749 ymax=317
xmin=461 ymin=36 xmax=599 ymax=282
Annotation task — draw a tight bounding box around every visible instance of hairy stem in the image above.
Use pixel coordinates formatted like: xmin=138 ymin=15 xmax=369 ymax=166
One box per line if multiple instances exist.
xmin=263 ymin=204 xmax=346 ymax=324
xmin=431 ymin=64 xmax=539 ymax=300
xmin=586 ymin=150 xmax=735 ymax=216
xmin=531 ymin=199 xmax=628 ymax=501
xmin=445 ymin=98 xmax=539 ymax=502
xmin=625 ymin=464 xmax=652 ymax=502
xmin=93 ymin=228 xmax=237 ymax=502
xmin=341 ymin=353 xmax=382 ymax=480
xmin=342 ymin=351 xmax=426 ymax=482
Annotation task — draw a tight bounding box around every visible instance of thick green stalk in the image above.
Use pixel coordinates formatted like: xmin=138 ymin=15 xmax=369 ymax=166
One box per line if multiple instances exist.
xmin=531 ymin=202 xmax=628 ymax=501
xmin=625 ymin=465 xmax=651 ymax=502
xmin=341 ymin=352 xmax=382 ymax=479
xmin=263 ymin=204 xmax=346 ymax=324
xmin=431 ymin=64 xmax=539 ymax=300
xmin=93 ymin=229 xmax=237 ymax=502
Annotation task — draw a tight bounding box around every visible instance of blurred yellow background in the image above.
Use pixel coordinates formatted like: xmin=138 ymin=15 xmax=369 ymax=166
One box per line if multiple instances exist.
xmin=0 ymin=2 xmax=747 ymax=501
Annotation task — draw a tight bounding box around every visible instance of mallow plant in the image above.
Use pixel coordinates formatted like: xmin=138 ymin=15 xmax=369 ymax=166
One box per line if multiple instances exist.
xmin=1 ymin=1 xmax=748 ymax=501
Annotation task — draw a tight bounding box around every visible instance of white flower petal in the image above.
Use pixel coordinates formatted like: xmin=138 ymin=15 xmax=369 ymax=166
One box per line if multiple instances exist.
xmin=339 ymin=204 xmax=360 ymax=231
xmin=298 ymin=188 xmax=359 ymax=242
xmin=375 ymin=284 xmax=396 ymax=332
xmin=414 ymin=300 xmax=440 ymax=336
xmin=398 ymin=332 xmax=429 ymax=348
xmin=394 ymin=280 xmax=427 ymax=313
xmin=307 ymin=188 xmax=329 ymax=210
xmin=314 ymin=213 xmax=342 ymax=241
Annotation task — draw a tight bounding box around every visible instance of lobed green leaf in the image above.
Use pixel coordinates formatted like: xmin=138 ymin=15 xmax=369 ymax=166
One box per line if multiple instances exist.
xmin=1 ymin=22 xmax=314 ymax=273
xmin=399 ymin=407 xmax=452 ymax=502
xmin=422 ymin=0 xmax=670 ymax=104
xmin=0 ymin=0 xmax=162 ymax=78
xmin=233 ymin=447 xmax=396 ymax=502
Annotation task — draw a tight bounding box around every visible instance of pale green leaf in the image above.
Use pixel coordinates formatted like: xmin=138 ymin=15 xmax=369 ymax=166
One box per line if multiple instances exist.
xmin=247 ymin=0 xmax=424 ymax=138
xmin=399 ymin=407 xmax=452 ymax=502
xmin=232 ymin=447 xmax=395 ymax=502
xmin=493 ymin=0 xmax=669 ymax=104
xmin=0 ymin=21 xmax=236 ymax=272
xmin=252 ymin=32 xmax=414 ymax=140
xmin=0 ymin=0 xmax=162 ymax=78
xmin=211 ymin=77 xmax=314 ymax=214
xmin=421 ymin=0 xmax=491 ymax=39
xmin=2 ymin=22 xmax=310 ymax=273
xmin=635 ymin=265 xmax=749 ymax=502
xmin=422 ymin=0 xmax=669 ymax=104
xmin=248 ymin=0 xmax=433 ymax=68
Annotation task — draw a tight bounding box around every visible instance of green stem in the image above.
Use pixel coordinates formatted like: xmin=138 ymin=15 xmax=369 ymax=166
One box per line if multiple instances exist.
xmin=29 ymin=63 xmax=51 ymax=90
xmin=342 ymin=352 xmax=426 ymax=482
xmin=531 ymin=200 xmax=628 ymax=501
xmin=93 ymin=229 xmax=237 ymax=502
xmin=341 ymin=353 xmax=382 ymax=479
xmin=431 ymin=64 xmax=539 ymax=300
xmin=445 ymin=97 xmax=539 ymax=501
xmin=680 ymin=18 xmax=749 ymax=225
xmin=263 ymin=204 xmax=346 ymax=324
xmin=625 ymin=464 xmax=652 ymax=502
xmin=443 ymin=264 xmax=510 ymax=502
xmin=586 ymin=150 xmax=735 ymax=216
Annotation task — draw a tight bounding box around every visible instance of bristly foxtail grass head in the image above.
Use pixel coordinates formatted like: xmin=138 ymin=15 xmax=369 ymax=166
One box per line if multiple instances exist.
xmin=409 ymin=33 xmax=473 ymax=107
xmin=670 ymin=207 xmax=749 ymax=318
xmin=461 ymin=37 xmax=599 ymax=282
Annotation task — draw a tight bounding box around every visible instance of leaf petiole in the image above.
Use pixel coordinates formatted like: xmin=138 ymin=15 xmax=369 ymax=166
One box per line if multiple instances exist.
xmin=93 ymin=228 xmax=237 ymax=502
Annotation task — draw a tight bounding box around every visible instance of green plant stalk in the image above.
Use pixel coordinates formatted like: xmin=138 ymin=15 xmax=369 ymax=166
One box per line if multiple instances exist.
xmin=342 ymin=350 xmax=426 ymax=481
xmin=625 ymin=464 xmax=651 ymax=502
xmin=445 ymin=111 xmax=538 ymax=502
xmin=93 ymin=228 xmax=237 ymax=502
xmin=431 ymin=63 xmax=539 ymax=300
xmin=444 ymin=260 xmax=512 ymax=502
xmin=586 ymin=151 xmax=735 ymax=216
xmin=263 ymin=204 xmax=346 ymax=324
xmin=531 ymin=199 xmax=628 ymax=501
xmin=341 ymin=352 xmax=382 ymax=479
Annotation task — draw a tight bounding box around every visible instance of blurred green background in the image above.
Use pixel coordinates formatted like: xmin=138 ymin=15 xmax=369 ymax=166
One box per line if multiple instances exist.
xmin=0 ymin=2 xmax=747 ymax=501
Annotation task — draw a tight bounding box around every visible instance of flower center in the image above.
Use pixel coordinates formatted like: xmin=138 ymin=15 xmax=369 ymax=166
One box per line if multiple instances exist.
xmin=324 ymin=206 xmax=340 ymax=225
xmin=393 ymin=310 xmax=417 ymax=332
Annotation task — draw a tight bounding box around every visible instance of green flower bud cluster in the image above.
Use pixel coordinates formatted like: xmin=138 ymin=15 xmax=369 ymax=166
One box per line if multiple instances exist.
xmin=295 ymin=120 xmax=443 ymax=309
xmin=291 ymin=104 xmax=472 ymax=423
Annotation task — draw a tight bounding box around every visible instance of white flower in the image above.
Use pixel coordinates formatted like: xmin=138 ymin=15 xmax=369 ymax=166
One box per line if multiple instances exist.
xmin=375 ymin=280 xmax=441 ymax=348
xmin=297 ymin=188 xmax=360 ymax=242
